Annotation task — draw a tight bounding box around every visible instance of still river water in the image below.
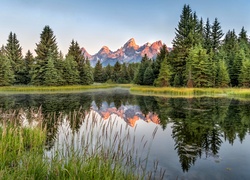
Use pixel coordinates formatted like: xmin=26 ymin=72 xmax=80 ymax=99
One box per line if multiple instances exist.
xmin=0 ymin=88 xmax=249 ymax=179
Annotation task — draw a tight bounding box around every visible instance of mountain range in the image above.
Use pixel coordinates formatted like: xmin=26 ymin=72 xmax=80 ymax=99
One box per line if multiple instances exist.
xmin=81 ymin=38 xmax=170 ymax=66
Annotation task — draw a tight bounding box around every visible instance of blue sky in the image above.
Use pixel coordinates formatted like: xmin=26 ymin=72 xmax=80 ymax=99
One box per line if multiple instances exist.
xmin=0 ymin=0 xmax=249 ymax=55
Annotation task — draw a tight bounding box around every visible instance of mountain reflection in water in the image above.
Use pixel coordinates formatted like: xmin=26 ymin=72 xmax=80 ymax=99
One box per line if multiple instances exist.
xmin=0 ymin=88 xmax=250 ymax=179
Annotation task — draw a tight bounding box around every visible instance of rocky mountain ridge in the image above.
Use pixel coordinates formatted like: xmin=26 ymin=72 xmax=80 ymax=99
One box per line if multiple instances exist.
xmin=81 ymin=38 xmax=170 ymax=66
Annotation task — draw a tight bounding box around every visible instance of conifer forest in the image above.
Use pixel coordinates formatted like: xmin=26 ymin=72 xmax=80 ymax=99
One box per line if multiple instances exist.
xmin=0 ymin=5 xmax=250 ymax=88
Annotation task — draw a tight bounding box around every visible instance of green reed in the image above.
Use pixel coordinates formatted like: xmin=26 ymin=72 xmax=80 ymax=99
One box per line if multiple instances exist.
xmin=130 ymin=86 xmax=250 ymax=99
xmin=0 ymin=84 xmax=118 ymax=94
xmin=0 ymin=108 xmax=165 ymax=179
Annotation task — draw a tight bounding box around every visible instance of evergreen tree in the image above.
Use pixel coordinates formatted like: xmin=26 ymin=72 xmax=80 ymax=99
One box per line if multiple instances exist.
xmin=171 ymin=4 xmax=200 ymax=86
xmin=0 ymin=52 xmax=14 ymax=86
xmin=203 ymin=18 xmax=212 ymax=52
xmin=119 ymin=63 xmax=130 ymax=83
xmin=217 ymin=60 xmax=230 ymax=87
xmin=238 ymin=27 xmax=249 ymax=44
xmin=44 ymin=52 xmax=61 ymax=86
xmin=5 ymin=32 xmax=23 ymax=84
xmin=94 ymin=60 xmax=104 ymax=82
xmin=143 ymin=66 xmax=154 ymax=85
xmin=211 ymin=18 xmax=224 ymax=52
xmin=23 ymin=50 xmax=35 ymax=84
xmin=153 ymin=44 xmax=168 ymax=79
xmin=154 ymin=56 xmax=172 ymax=87
xmin=222 ymin=30 xmax=243 ymax=86
xmin=35 ymin=26 xmax=59 ymax=61
xmin=81 ymin=58 xmax=94 ymax=85
xmin=193 ymin=13 xmax=204 ymax=45
xmin=134 ymin=54 xmax=150 ymax=85
xmin=127 ymin=63 xmax=137 ymax=83
xmin=66 ymin=40 xmax=84 ymax=66
xmin=112 ymin=61 xmax=121 ymax=83
xmin=104 ymin=64 xmax=113 ymax=82
xmin=32 ymin=26 xmax=60 ymax=85
xmin=62 ymin=55 xmax=80 ymax=85
xmin=186 ymin=45 xmax=213 ymax=87
xmin=239 ymin=57 xmax=250 ymax=87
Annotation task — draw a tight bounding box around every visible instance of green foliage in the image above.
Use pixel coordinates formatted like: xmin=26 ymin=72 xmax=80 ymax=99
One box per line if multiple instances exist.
xmin=104 ymin=64 xmax=113 ymax=82
xmin=154 ymin=56 xmax=172 ymax=87
xmin=127 ymin=63 xmax=138 ymax=83
xmin=153 ymin=44 xmax=168 ymax=79
xmin=5 ymin=32 xmax=23 ymax=84
xmin=62 ymin=55 xmax=80 ymax=85
xmin=31 ymin=26 xmax=63 ymax=86
xmin=94 ymin=60 xmax=104 ymax=82
xmin=66 ymin=39 xmax=84 ymax=66
xmin=44 ymin=53 xmax=62 ymax=86
xmin=35 ymin=26 xmax=59 ymax=61
xmin=134 ymin=54 xmax=151 ymax=85
xmin=238 ymin=27 xmax=249 ymax=44
xmin=217 ymin=60 xmax=230 ymax=87
xmin=171 ymin=4 xmax=203 ymax=86
xmin=23 ymin=50 xmax=35 ymax=84
xmin=222 ymin=30 xmax=241 ymax=86
xmin=0 ymin=6 xmax=249 ymax=88
xmin=0 ymin=108 xmax=157 ymax=179
xmin=203 ymin=18 xmax=212 ymax=52
xmin=80 ymin=58 xmax=94 ymax=85
xmin=239 ymin=57 xmax=250 ymax=87
xmin=186 ymin=45 xmax=213 ymax=87
xmin=0 ymin=53 xmax=15 ymax=86
xmin=143 ymin=66 xmax=154 ymax=85
xmin=211 ymin=18 xmax=224 ymax=52
xmin=112 ymin=61 xmax=121 ymax=83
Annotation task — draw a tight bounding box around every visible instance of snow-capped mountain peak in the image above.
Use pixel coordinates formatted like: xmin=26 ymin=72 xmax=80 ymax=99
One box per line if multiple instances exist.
xmin=81 ymin=38 xmax=168 ymax=66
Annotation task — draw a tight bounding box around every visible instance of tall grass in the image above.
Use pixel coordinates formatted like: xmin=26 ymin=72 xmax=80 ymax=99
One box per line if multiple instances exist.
xmin=0 ymin=108 xmax=165 ymax=179
xmin=130 ymin=86 xmax=250 ymax=99
xmin=0 ymin=84 xmax=118 ymax=94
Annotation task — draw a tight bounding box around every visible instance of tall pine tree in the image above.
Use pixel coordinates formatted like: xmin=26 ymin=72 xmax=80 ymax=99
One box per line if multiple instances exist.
xmin=203 ymin=18 xmax=212 ymax=52
xmin=23 ymin=50 xmax=34 ymax=84
xmin=217 ymin=59 xmax=230 ymax=87
xmin=186 ymin=45 xmax=213 ymax=87
xmin=5 ymin=32 xmax=23 ymax=84
xmin=0 ymin=51 xmax=14 ymax=86
xmin=171 ymin=5 xmax=201 ymax=86
xmin=80 ymin=58 xmax=94 ymax=85
xmin=94 ymin=60 xmax=104 ymax=82
xmin=32 ymin=26 xmax=60 ymax=85
xmin=211 ymin=18 xmax=224 ymax=52
xmin=239 ymin=57 xmax=250 ymax=87
xmin=154 ymin=56 xmax=172 ymax=87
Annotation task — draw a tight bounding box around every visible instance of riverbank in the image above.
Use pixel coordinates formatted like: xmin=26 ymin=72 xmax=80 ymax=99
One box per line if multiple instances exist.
xmin=130 ymin=86 xmax=250 ymax=99
xmin=0 ymin=84 xmax=249 ymax=99
xmin=0 ymin=84 xmax=131 ymax=94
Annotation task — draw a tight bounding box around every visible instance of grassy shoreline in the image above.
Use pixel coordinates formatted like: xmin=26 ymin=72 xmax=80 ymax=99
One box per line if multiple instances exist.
xmin=130 ymin=86 xmax=250 ymax=99
xmin=0 ymin=84 xmax=131 ymax=94
xmin=0 ymin=84 xmax=250 ymax=99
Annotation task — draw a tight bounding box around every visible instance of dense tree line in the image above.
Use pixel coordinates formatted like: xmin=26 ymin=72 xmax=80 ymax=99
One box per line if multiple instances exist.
xmin=94 ymin=4 xmax=250 ymax=88
xmin=0 ymin=4 xmax=249 ymax=87
xmin=132 ymin=5 xmax=250 ymax=88
xmin=0 ymin=26 xmax=93 ymax=86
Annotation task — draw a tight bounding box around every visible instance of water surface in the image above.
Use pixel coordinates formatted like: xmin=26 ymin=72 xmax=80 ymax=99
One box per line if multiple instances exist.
xmin=0 ymin=88 xmax=249 ymax=179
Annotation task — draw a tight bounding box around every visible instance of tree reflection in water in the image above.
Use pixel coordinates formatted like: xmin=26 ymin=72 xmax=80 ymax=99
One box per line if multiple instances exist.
xmin=0 ymin=88 xmax=249 ymax=172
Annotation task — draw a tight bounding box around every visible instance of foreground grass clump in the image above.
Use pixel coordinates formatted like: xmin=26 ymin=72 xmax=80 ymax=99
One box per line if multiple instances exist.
xmin=0 ymin=108 xmax=163 ymax=179
xmin=130 ymin=86 xmax=250 ymax=99
xmin=0 ymin=124 xmax=47 ymax=179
